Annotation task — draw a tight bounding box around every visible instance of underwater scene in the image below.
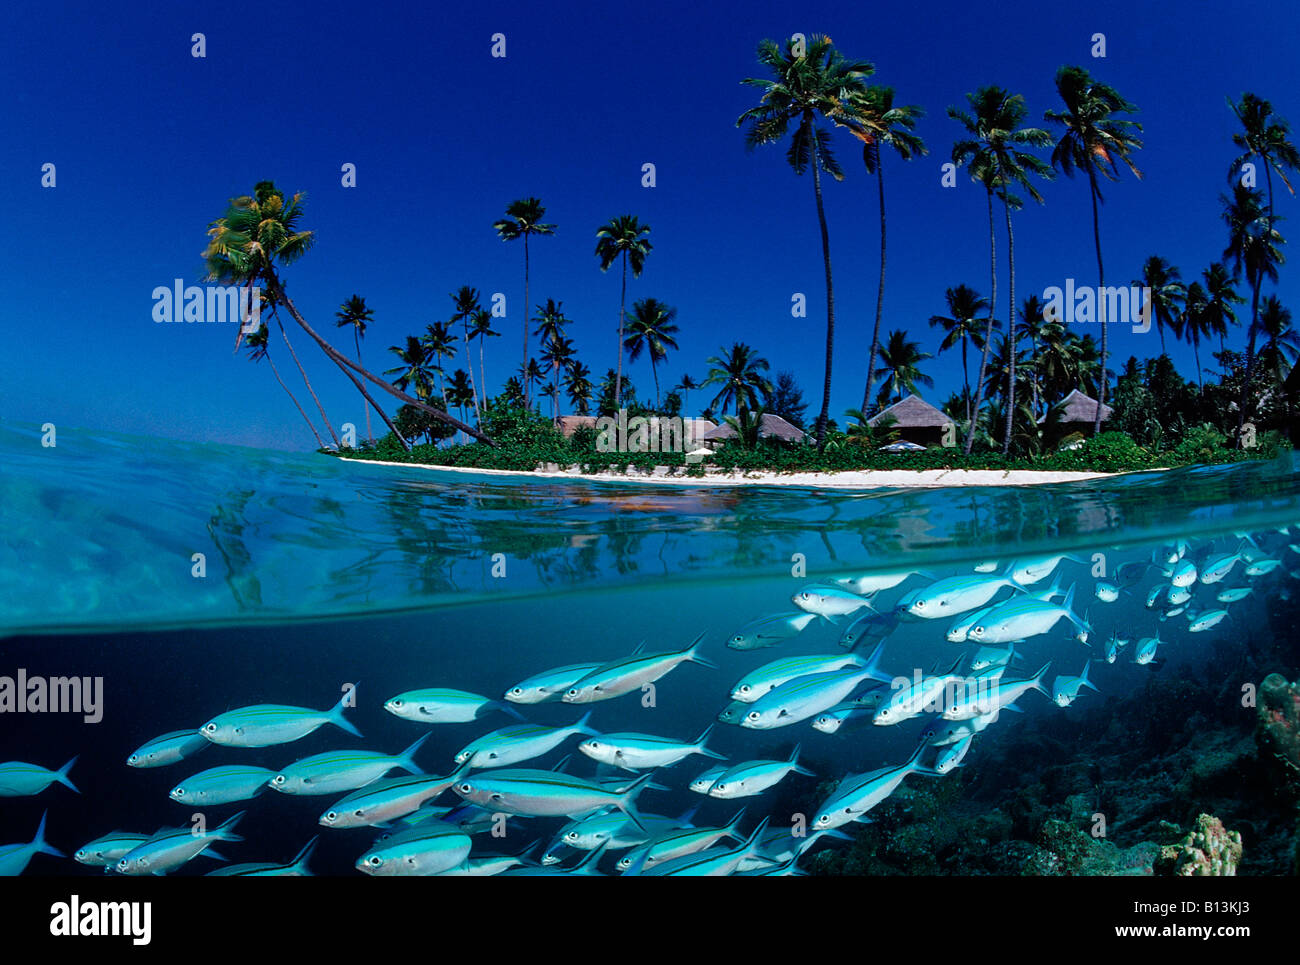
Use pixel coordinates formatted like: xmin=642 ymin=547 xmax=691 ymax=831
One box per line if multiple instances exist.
xmin=2 ymin=423 xmax=1299 ymax=878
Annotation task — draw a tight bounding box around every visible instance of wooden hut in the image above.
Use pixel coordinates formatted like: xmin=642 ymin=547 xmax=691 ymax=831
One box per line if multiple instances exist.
xmin=702 ymin=413 xmax=807 ymax=448
xmin=1044 ymin=389 xmax=1113 ymax=441
xmin=866 ymin=395 xmax=955 ymax=447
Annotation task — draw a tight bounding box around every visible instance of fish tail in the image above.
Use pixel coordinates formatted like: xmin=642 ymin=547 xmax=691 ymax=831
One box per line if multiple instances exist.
xmin=724 ymin=807 xmax=748 ymax=841
xmin=616 ymin=772 xmax=657 ymax=832
xmin=1032 ymin=662 xmax=1053 ymax=696
xmin=289 ymin=836 xmax=318 ymax=874
xmin=55 ymin=755 xmax=80 ymax=794
xmin=738 ymin=815 xmax=772 ymax=857
xmin=789 ymin=743 xmax=815 ymax=776
xmin=497 ymin=701 xmax=529 ymax=722
xmin=203 ymin=849 xmax=231 ymax=863
xmin=398 ymin=733 xmax=430 ymax=775
xmin=686 ymin=632 xmax=718 ymax=669
xmin=32 ymin=810 xmax=65 ymax=859
xmin=694 ymin=723 xmax=724 ymax=759
xmin=675 ymin=804 xmax=700 ymax=826
xmin=329 ymin=688 xmax=363 ymax=738
xmin=862 ymin=639 xmax=891 ymax=683
xmin=574 ymin=711 xmax=601 ymax=738
xmin=1080 ymin=661 xmax=1100 ymax=692
xmin=215 ymin=810 xmax=246 ymax=842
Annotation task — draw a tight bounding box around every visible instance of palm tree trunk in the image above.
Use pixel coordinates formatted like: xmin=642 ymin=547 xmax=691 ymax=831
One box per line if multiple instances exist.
xmin=862 ymin=146 xmax=887 ymax=416
xmin=463 ymin=326 xmax=482 ymax=425
xmin=277 ymin=317 xmax=341 ymax=448
xmin=336 ymin=353 xmax=409 ymax=450
xmin=1237 ymin=280 xmax=1263 ymax=445
xmin=965 ymin=189 xmax=997 ymax=455
xmin=962 ymin=338 xmax=970 ymax=425
xmin=479 ymin=339 xmax=488 ymax=410
xmin=651 ymin=358 xmax=661 ymax=409
xmin=1002 ymin=198 xmax=1016 ymax=456
xmin=809 ymin=124 xmax=836 ymax=451
xmin=355 ymin=330 xmax=373 ymax=444
xmin=614 ymin=255 xmax=627 ymax=411
xmin=1192 ymin=332 xmax=1204 ymax=389
xmin=1089 ymin=165 xmax=1106 ymax=436
xmin=266 ymin=351 xmax=326 ymax=449
xmin=523 ymin=234 xmax=531 ymax=406
xmin=265 ymin=275 xmax=493 ymax=444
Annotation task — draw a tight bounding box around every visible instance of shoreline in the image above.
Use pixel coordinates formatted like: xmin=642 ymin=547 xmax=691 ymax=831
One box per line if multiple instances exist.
xmin=338 ymin=456 xmax=1139 ymax=489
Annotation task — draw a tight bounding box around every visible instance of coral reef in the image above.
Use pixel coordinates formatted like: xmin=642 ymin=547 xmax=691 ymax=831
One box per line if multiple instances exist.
xmin=1256 ymin=673 xmax=1300 ymax=781
xmin=1156 ymin=813 xmax=1243 ymax=876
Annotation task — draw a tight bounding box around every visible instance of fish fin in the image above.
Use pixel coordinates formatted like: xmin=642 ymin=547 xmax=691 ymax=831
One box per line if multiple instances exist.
xmin=216 ymin=810 xmax=246 ymax=840
xmin=575 ymin=711 xmax=601 ymax=738
xmin=645 ymin=781 xmax=673 ymax=792
xmin=1001 ymin=702 xmax=1024 ymax=713
xmin=328 ymin=687 xmax=363 ymax=738
xmin=1031 ymin=662 xmax=1053 ymax=695
xmin=616 ymin=772 xmax=657 ymax=832
xmin=631 ymin=640 xmax=648 ymax=655
xmin=202 ymin=848 xmax=230 ymax=863
xmin=55 ymin=755 xmax=80 ymax=794
xmin=740 ymin=816 xmax=771 ymax=855
xmin=290 ymin=836 xmax=318 ymax=874
xmin=496 ymin=701 xmax=529 ymax=722
xmin=694 ymin=723 xmax=724 ymax=759
xmin=551 ymin=754 xmax=573 ymax=772
xmin=861 ymin=639 xmax=891 ymax=683
xmin=675 ymin=804 xmax=700 ymax=827
xmin=724 ymin=807 xmax=748 ymax=841
xmin=398 ymin=733 xmax=430 ymax=774
xmin=685 ymin=632 xmax=718 ymax=669
xmin=32 ymin=811 xmax=65 ymax=859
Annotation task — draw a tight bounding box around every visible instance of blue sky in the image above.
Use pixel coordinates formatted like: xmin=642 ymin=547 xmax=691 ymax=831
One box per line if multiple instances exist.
xmin=3 ymin=0 xmax=1298 ymax=449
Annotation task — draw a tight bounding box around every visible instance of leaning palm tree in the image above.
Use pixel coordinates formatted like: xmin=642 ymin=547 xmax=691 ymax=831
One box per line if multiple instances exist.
xmin=564 ymin=361 xmax=594 ymax=416
xmin=204 ymin=181 xmax=486 ymax=445
xmin=737 ymin=33 xmax=873 ymax=448
xmin=838 ymin=84 xmax=927 ymax=416
xmin=1133 ymin=256 xmax=1185 ymax=356
xmin=704 ymin=342 xmax=774 ymax=416
xmin=494 ymin=198 xmax=555 ymax=402
xmin=1221 ymin=183 xmax=1286 ymax=442
xmin=950 ymin=85 xmax=1054 ymax=454
xmin=335 ymin=295 xmax=375 ymax=442
xmin=245 ymin=322 xmax=326 ymax=448
xmin=1044 ymin=65 xmax=1144 ymax=434
xmin=874 ymin=329 xmax=933 ymax=407
xmin=623 ymin=298 xmax=680 ymax=408
xmin=929 ymin=283 xmax=990 ymax=425
xmin=594 ymin=215 xmax=653 ymax=411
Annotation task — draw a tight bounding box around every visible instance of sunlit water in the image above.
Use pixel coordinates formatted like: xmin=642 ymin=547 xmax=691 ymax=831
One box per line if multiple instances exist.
xmin=2 ymin=422 xmax=1298 ymax=875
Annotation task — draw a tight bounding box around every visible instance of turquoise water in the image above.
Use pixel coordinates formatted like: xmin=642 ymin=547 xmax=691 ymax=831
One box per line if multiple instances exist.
xmin=2 ymin=422 xmax=1299 ymax=875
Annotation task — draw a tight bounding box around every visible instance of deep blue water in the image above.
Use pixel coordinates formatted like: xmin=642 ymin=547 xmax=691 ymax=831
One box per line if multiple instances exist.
xmin=2 ymin=423 xmax=1299 ymax=875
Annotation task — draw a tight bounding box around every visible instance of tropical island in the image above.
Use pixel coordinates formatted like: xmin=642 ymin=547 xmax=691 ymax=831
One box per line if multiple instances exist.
xmin=199 ymin=35 xmax=1298 ymax=483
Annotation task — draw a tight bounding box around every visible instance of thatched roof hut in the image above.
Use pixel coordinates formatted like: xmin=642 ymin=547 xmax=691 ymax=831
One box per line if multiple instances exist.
xmin=1043 ymin=389 xmax=1113 ymax=426
xmin=867 ymin=395 xmax=954 ymax=447
xmin=555 ymin=416 xmax=598 ymax=438
xmin=703 ymin=413 xmax=807 ymax=445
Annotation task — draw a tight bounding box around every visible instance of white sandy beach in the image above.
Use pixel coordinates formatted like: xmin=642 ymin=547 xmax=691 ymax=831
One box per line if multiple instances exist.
xmin=340 ymin=457 xmax=1129 ymax=488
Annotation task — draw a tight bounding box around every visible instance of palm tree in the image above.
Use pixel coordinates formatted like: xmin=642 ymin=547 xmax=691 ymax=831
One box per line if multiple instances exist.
xmin=624 ymin=298 xmax=680 ymax=408
xmin=272 ymin=310 xmax=342 ymax=448
xmin=520 ymin=358 xmax=546 ymax=408
xmin=494 ymin=198 xmax=555 ymax=403
xmin=421 ymin=320 xmax=458 ymax=408
xmin=1133 ymin=257 xmax=1185 ymax=356
xmin=950 ymin=85 xmax=1054 ymax=454
xmin=674 ymin=374 xmax=702 ymax=415
xmin=245 ymin=322 xmax=326 ymax=448
xmin=564 ymin=361 xmax=594 ymax=416
xmin=533 ymin=299 xmax=571 ymax=416
xmin=1258 ymin=296 xmax=1299 ymax=385
xmin=541 ymin=335 xmax=576 ymax=419
xmin=385 ymin=336 xmax=438 ymax=402
xmin=981 ymin=332 xmax=1029 ymax=409
xmin=704 ymin=343 xmax=774 ymax=416
xmin=467 ymin=309 xmax=499 ymax=405
xmin=449 ymin=287 xmax=484 ymax=425
xmin=446 ymin=370 xmax=476 ymax=445
xmin=1222 ymin=183 xmax=1286 ymax=441
xmin=737 ymin=34 xmax=873 ymax=448
xmin=594 ymin=215 xmax=653 ymax=411
xmin=838 ymin=84 xmax=927 ymax=416
xmin=1200 ymin=263 xmax=1244 ymax=354
xmin=1044 ymin=65 xmax=1144 ymax=434
xmin=335 ymin=295 xmax=375 ymax=442
xmin=929 ymin=284 xmax=990 ymax=425
xmin=1177 ymin=281 xmax=1210 ymax=387
xmin=1228 ymin=93 xmax=1299 ymax=244
xmin=1017 ymin=294 xmax=1049 ymax=418
xmin=874 ymin=329 xmax=933 ymax=407
xmin=204 ymin=181 xmax=485 ymax=445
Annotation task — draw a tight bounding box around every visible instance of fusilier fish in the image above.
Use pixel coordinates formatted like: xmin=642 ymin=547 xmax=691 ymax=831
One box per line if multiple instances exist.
xmin=504 ymin=663 xmax=604 ymax=704
xmin=811 ymin=744 xmax=938 ymax=829
xmin=1217 ymin=586 xmax=1253 ymax=603
xmin=689 ymin=764 xmax=729 ymax=794
xmin=1052 ymin=662 xmax=1100 ymax=707
xmin=934 ymin=735 xmax=974 ymax=775
xmin=967 ymin=584 xmax=1089 ymax=645
xmin=116 ymin=812 xmax=244 ymax=876
xmin=0 ymin=757 xmax=79 ymax=797
xmin=127 ymin=730 xmax=210 ymax=769
xmin=452 ymin=769 xmax=655 ymax=825
xmin=579 ymin=724 xmax=723 ymax=771
xmin=356 ymin=820 xmax=472 ymax=876
xmin=727 ymin=612 xmax=816 ymax=650
xmin=1135 ymin=631 xmax=1162 ymax=665
xmin=1199 ymin=544 xmax=1250 ymax=584
xmin=1188 ymin=609 xmax=1228 ymax=633
xmin=708 ymin=745 xmax=813 ymax=799
xmin=906 ymin=566 xmax=1024 ymax=619
xmin=455 ymin=713 xmax=599 ymax=769
xmin=384 ymin=688 xmax=525 ymax=723
xmin=791 ymin=585 xmax=874 ymax=618
xmin=942 ymin=663 xmax=1052 ymax=720
xmin=319 ymin=767 xmax=469 ymax=828
xmin=269 ymin=735 xmax=428 ymax=796
xmin=169 ymin=765 xmax=276 ymax=806
xmin=199 ymin=688 xmax=362 ymax=747
xmin=563 ymin=635 xmax=715 ymax=703
xmin=740 ymin=648 xmax=890 ymax=731
xmin=730 ymin=653 xmax=867 ymax=703
xmin=0 ymin=812 xmax=64 ymax=876
xmin=616 ymin=810 xmax=747 ymax=872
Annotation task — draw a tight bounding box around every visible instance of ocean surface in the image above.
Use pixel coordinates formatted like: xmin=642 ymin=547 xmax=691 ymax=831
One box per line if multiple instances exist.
xmin=2 ymin=422 xmax=1299 ymax=876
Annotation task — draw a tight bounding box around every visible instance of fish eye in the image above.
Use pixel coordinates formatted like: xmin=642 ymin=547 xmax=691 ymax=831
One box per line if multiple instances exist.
xmin=174 ymin=788 xmax=184 ymax=796
xmin=325 ymin=811 xmax=337 ymax=821
xmin=566 ymin=689 xmax=578 ymax=697
xmin=565 ymin=832 xmax=578 ymax=841
xmin=204 ymin=723 xmax=217 ymax=733
xmin=738 ymin=685 xmax=750 ymax=693
xmin=915 ymin=601 xmax=926 ymax=610
xmin=747 ymin=711 xmax=760 ymax=720
xmin=459 ymin=783 xmax=473 ymax=793
xmin=391 ymin=699 xmax=403 ymax=708
xmin=510 ymin=688 xmax=522 ymax=696
xmin=273 ymin=775 xmax=285 ymax=784
xmin=368 ymin=856 xmax=382 ymax=866
xmin=128 ymin=754 xmax=138 ymax=764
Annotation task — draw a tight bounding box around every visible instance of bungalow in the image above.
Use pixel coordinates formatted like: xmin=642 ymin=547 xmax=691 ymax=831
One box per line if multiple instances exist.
xmin=1043 ymin=388 xmax=1113 ymax=442
xmin=702 ymin=413 xmax=807 ymax=448
xmin=867 ymin=395 xmax=955 ymax=448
